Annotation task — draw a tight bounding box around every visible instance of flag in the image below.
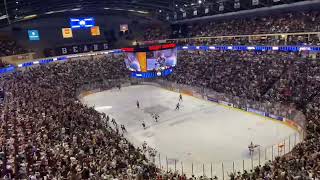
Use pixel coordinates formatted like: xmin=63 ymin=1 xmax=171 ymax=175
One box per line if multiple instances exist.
xmin=91 ymin=26 xmax=100 ymax=36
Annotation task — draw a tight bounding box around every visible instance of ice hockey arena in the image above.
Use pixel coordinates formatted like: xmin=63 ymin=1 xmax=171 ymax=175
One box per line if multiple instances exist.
xmin=0 ymin=0 xmax=319 ymax=179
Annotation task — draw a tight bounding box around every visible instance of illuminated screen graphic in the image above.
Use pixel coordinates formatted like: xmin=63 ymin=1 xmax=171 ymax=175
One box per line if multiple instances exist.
xmin=70 ymin=17 xmax=95 ymax=29
xmin=124 ymin=48 xmax=177 ymax=72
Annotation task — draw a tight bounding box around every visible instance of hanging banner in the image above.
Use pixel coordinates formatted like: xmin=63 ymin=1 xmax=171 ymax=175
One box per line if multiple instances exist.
xmin=205 ymin=8 xmax=209 ymax=14
xmin=183 ymin=12 xmax=187 ymax=18
xmin=62 ymin=28 xmax=73 ymax=38
xmin=91 ymin=26 xmax=101 ymax=36
xmin=252 ymin=0 xmax=259 ymax=5
xmin=120 ymin=24 xmax=128 ymax=32
xmin=219 ymin=2 xmax=224 ymax=11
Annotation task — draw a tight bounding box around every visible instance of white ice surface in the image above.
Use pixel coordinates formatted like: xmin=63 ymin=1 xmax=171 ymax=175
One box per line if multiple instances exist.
xmin=81 ymin=85 xmax=299 ymax=178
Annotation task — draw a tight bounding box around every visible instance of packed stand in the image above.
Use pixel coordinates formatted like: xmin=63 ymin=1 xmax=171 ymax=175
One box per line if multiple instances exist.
xmin=264 ymin=57 xmax=320 ymax=108
xmin=143 ymin=24 xmax=170 ymax=41
xmin=168 ymin=50 xmax=294 ymax=101
xmin=169 ymin=34 xmax=320 ymax=46
xmin=186 ymin=11 xmax=320 ymax=37
xmin=144 ymin=11 xmax=320 ymax=46
xmin=0 ymin=40 xmax=27 ymax=57
xmin=166 ymin=50 xmax=320 ymax=179
xmin=0 ymin=59 xmax=10 ymax=68
xmin=1 ymin=48 xmax=320 ymax=179
xmin=0 ymin=55 xmax=161 ymax=179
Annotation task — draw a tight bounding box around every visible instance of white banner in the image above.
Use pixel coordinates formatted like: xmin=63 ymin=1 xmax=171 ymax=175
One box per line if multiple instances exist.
xmin=219 ymin=3 xmax=224 ymax=11
xmin=205 ymin=8 xmax=209 ymax=14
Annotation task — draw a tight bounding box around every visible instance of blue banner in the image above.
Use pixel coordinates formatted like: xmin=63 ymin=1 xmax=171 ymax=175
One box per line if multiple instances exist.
xmin=177 ymin=45 xmax=320 ymax=52
xmin=247 ymin=108 xmax=266 ymax=116
xmin=131 ymin=68 xmax=173 ymax=79
xmin=207 ymin=96 xmax=218 ymax=103
xmin=265 ymin=113 xmax=284 ymax=121
xmin=0 ymin=66 xmax=15 ymax=74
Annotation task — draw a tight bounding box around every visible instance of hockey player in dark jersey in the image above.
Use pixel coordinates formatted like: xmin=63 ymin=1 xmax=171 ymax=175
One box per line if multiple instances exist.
xmin=142 ymin=121 xmax=146 ymax=129
xmin=154 ymin=113 xmax=159 ymax=122
xmin=121 ymin=125 xmax=127 ymax=133
xmin=175 ymin=102 xmax=180 ymax=110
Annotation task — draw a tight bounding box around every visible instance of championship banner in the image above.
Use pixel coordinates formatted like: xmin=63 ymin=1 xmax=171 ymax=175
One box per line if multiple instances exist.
xmin=62 ymin=28 xmax=73 ymax=38
xmin=91 ymin=26 xmax=100 ymax=36
xmin=137 ymin=52 xmax=147 ymax=72
xmin=252 ymin=0 xmax=259 ymax=5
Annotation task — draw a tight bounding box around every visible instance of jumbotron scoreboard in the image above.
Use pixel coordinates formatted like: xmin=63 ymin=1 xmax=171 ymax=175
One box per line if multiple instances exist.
xmin=122 ymin=43 xmax=177 ymax=78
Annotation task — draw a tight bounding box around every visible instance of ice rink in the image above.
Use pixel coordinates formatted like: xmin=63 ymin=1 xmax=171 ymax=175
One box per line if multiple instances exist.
xmin=81 ymin=85 xmax=300 ymax=178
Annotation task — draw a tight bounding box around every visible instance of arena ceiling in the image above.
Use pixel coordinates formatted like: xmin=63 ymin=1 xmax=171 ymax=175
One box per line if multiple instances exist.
xmin=0 ymin=0 xmax=310 ymax=25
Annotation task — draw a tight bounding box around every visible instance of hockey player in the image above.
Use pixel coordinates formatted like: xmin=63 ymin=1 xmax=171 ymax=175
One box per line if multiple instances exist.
xmin=179 ymin=94 xmax=183 ymax=101
xmin=121 ymin=125 xmax=127 ymax=133
xmin=136 ymin=100 xmax=140 ymax=109
xmin=142 ymin=121 xmax=146 ymax=129
xmin=142 ymin=141 xmax=147 ymax=153
xmin=101 ymin=113 xmax=106 ymax=121
xmin=248 ymin=142 xmax=259 ymax=155
xmin=154 ymin=113 xmax=159 ymax=122
xmin=111 ymin=118 xmax=118 ymax=128
xmin=175 ymin=102 xmax=180 ymax=110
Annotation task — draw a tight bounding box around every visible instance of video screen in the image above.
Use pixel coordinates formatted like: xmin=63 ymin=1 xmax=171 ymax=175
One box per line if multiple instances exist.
xmin=70 ymin=17 xmax=95 ymax=29
xmin=125 ymin=52 xmax=141 ymax=72
xmin=124 ymin=48 xmax=177 ymax=72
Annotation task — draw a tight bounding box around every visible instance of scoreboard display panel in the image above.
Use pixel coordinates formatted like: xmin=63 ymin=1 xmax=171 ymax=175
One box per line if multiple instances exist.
xmin=122 ymin=44 xmax=177 ymax=78
xmin=146 ymin=48 xmax=177 ymax=71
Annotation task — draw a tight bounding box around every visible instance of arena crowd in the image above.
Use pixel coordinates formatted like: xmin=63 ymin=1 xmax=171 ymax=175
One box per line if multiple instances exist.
xmin=0 ymin=60 xmax=10 ymax=68
xmin=144 ymin=11 xmax=320 ymax=46
xmin=0 ymin=49 xmax=319 ymax=179
xmin=166 ymin=50 xmax=320 ymax=179
xmin=185 ymin=11 xmax=320 ymax=37
xmin=0 ymin=39 xmax=27 ymax=57
xmin=0 ymin=55 xmax=161 ymax=180
xmin=0 ymin=8 xmax=320 ymax=180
